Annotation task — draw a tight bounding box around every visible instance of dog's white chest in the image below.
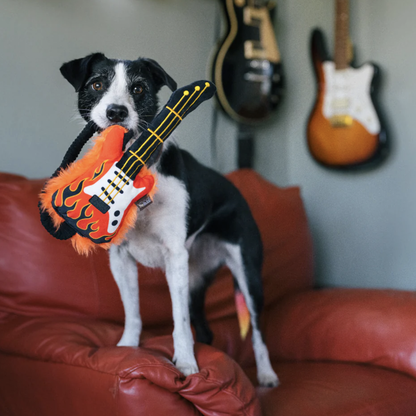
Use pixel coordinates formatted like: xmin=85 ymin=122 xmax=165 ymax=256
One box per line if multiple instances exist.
xmin=125 ymin=173 xmax=189 ymax=269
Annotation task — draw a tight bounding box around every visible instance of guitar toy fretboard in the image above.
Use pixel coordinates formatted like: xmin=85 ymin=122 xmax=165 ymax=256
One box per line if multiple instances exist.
xmin=116 ymin=81 xmax=215 ymax=183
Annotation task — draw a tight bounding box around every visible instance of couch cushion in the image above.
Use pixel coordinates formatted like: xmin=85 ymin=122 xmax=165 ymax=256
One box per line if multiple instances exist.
xmin=226 ymin=170 xmax=314 ymax=309
xmin=0 ymin=175 xmax=125 ymax=322
xmin=0 ymin=169 xmax=313 ymax=327
xmin=255 ymin=361 xmax=416 ymax=416
xmin=0 ymin=315 xmax=261 ymax=416
xmin=266 ymin=288 xmax=416 ymax=380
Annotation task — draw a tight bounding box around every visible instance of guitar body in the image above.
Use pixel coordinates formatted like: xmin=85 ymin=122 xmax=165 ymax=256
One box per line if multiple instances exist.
xmin=307 ymin=29 xmax=388 ymax=168
xmin=50 ymin=125 xmax=155 ymax=244
xmin=212 ymin=0 xmax=283 ymax=124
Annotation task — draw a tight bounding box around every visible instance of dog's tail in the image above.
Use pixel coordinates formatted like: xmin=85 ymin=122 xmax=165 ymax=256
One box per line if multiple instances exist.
xmin=234 ymin=287 xmax=251 ymax=340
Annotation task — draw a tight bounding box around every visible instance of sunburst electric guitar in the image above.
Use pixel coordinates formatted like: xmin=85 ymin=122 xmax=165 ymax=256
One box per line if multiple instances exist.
xmin=307 ymin=0 xmax=388 ymax=169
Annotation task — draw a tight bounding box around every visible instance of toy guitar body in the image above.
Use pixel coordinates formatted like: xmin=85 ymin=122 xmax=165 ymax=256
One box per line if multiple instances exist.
xmin=307 ymin=1 xmax=388 ymax=169
xmin=83 ymin=163 xmax=150 ymax=231
xmin=51 ymin=126 xmax=155 ymax=244
xmin=43 ymin=80 xmax=216 ymax=248
xmin=212 ymin=0 xmax=283 ymax=124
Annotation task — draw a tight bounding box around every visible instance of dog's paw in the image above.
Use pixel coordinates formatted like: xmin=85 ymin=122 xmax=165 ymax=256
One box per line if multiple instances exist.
xmin=174 ymin=355 xmax=199 ymax=377
xmin=176 ymin=361 xmax=199 ymax=377
xmin=258 ymin=371 xmax=279 ymax=388
xmin=117 ymin=332 xmax=139 ymax=347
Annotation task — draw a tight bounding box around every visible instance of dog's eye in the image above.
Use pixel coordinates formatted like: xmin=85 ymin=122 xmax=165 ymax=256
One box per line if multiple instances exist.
xmin=133 ymin=85 xmax=144 ymax=95
xmin=92 ymin=82 xmax=103 ymax=91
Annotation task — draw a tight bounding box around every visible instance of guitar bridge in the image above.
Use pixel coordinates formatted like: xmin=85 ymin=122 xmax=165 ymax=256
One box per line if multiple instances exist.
xmin=329 ymin=115 xmax=353 ymax=128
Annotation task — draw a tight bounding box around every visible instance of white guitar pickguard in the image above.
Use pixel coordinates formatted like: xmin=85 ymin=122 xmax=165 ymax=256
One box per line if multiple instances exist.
xmin=322 ymin=61 xmax=380 ymax=134
xmin=84 ymin=162 xmax=146 ymax=234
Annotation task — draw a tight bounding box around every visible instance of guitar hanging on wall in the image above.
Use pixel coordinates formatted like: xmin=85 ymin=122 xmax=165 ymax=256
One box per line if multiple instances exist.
xmin=306 ymin=0 xmax=388 ymax=169
xmin=212 ymin=0 xmax=283 ymax=124
xmin=211 ymin=0 xmax=284 ymax=168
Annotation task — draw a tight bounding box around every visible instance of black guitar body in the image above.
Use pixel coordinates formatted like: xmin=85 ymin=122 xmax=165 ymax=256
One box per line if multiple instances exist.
xmin=212 ymin=0 xmax=283 ymax=124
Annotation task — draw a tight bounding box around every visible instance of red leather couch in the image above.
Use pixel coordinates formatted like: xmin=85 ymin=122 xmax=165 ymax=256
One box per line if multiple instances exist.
xmin=1 ymin=169 xmax=416 ymax=416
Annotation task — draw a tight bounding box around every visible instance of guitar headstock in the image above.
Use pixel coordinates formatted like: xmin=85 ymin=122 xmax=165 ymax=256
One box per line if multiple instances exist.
xmin=163 ymin=80 xmax=216 ymax=120
xmin=117 ymin=80 xmax=216 ymax=179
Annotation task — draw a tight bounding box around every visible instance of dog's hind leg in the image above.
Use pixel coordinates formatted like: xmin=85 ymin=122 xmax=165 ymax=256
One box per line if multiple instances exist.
xmin=189 ymin=268 xmax=217 ymax=345
xmin=224 ymin=243 xmax=279 ymax=388
xmin=188 ymin=234 xmax=226 ymax=346
xmin=109 ymin=244 xmax=142 ymax=347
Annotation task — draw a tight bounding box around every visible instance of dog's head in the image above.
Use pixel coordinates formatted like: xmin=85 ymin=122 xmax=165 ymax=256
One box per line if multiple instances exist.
xmin=60 ymin=53 xmax=177 ymax=133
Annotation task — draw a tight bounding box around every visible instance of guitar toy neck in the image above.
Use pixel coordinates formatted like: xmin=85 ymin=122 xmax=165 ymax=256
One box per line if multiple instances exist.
xmin=116 ymin=80 xmax=216 ymax=180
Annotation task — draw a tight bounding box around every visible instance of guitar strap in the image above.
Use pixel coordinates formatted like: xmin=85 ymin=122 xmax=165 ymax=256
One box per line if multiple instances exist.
xmin=39 ymin=120 xmax=100 ymax=240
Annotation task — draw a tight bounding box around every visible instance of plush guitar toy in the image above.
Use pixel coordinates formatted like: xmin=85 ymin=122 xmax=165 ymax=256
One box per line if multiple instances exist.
xmin=40 ymin=80 xmax=216 ymax=255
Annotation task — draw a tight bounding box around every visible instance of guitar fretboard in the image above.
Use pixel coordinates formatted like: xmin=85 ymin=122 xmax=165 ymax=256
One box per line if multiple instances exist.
xmin=334 ymin=0 xmax=350 ymax=70
xmin=250 ymin=0 xmax=266 ymax=7
xmin=116 ymin=81 xmax=214 ymax=182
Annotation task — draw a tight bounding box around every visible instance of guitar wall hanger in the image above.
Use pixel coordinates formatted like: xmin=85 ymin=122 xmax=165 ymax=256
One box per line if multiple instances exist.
xmin=39 ymin=80 xmax=216 ymax=255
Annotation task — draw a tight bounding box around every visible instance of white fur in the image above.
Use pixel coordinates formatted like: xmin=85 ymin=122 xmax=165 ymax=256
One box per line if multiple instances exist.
xmin=109 ymin=245 xmax=141 ymax=347
xmin=90 ymin=63 xmax=139 ymax=132
xmin=110 ymin=173 xmax=198 ymax=375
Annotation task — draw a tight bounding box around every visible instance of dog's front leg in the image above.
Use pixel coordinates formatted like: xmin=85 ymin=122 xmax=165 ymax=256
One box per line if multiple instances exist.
xmin=109 ymin=245 xmax=142 ymax=347
xmin=164 ymin=248 xmax=199 ymax=376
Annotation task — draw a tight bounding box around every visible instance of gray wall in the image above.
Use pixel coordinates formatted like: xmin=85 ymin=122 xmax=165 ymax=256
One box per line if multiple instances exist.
xmin=1 ymin=0 xmax=415 ymax=290
xmin=267 ymin=0 xmax=416 ymax=290
xmin=0 ymin=0 xmax=218 ymax=177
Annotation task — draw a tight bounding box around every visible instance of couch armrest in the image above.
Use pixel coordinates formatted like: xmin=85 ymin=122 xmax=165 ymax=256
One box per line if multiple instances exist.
xmin=264 ymin=288 xmax=416 ymax=379
xmin=0 ymin=315 xmax=260 ymax=416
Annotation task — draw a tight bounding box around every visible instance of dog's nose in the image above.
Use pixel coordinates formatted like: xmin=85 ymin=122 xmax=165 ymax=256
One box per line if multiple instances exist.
xmin=106 ymin=104 xmax=129 ymax=122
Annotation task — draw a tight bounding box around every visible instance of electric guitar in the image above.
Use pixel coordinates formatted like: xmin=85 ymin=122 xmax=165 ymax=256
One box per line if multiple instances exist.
xmin=50 ymin=81 xmax=216 ymax=244
xmin=307 ymin=0 xmax=388 ymax=169
xmin=212 ymin=0 xmax=283 ymax=124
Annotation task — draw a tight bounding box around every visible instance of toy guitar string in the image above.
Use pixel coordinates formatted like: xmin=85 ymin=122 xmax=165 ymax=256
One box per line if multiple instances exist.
xmin=40 ymin=80 xmax=216 ymax=254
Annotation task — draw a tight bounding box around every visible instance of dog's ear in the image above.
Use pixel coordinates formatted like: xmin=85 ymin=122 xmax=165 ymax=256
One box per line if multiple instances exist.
xmin=142 ymin=58 xmax=177 ymax=92
xmin=60 ymin=53 xmax=106 ymax=92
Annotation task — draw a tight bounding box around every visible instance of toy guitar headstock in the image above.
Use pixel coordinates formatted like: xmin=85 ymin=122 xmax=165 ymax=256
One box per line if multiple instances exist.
xmin=165 ymin=80 xmax=217 ymax=119
xmin=118 ymin=80 xmax=216 ymax=180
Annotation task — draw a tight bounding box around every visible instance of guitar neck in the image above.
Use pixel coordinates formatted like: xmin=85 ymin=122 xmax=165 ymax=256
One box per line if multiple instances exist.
xmin=116 ymin=80 xmax=216 ymax=181
xmin=334 ymin=0 xmax=350 ymax=70
xmin=249 ymin=0 xmax=266 ymax=6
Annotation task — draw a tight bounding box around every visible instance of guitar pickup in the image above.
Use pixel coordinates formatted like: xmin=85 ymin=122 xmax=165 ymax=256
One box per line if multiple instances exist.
xmin=89 ymin=195 xmax=110 ymax=214
xmin=329 ymin=115 xmax=353 ymax=128
xmin=244 ymin=72 xmax=270 ymax=82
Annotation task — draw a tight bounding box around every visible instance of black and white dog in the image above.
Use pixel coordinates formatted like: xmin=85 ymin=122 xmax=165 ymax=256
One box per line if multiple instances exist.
xmin=60 ymin=53 xmax=278 ymax=387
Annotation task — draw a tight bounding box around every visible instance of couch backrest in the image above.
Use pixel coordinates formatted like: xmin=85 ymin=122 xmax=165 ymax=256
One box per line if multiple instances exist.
xmin=0 ymin=170 xmax=313 ymax=328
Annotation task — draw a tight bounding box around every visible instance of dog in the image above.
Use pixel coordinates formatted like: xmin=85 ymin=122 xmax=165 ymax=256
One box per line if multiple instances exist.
xmin=59 ymin=53 xmax=279 ymax=387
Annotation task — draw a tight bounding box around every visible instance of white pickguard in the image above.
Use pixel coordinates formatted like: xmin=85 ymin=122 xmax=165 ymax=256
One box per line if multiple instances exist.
xmin=322 ymin=61 xmax=381 ymax=134
xmin=84 ymin=162 xmax=146 ymax=234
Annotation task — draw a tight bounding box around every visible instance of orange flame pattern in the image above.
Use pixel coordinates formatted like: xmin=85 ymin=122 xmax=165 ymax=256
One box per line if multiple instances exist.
xmin=40 ymin=125 xmax=156 ymax=254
